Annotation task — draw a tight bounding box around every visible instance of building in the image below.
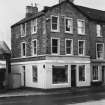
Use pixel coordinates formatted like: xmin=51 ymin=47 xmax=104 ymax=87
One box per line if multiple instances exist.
xmin=0 ymin=41 xmax=11 ymax=90
xmin=11 ymin=0 xmax=105 ymax=89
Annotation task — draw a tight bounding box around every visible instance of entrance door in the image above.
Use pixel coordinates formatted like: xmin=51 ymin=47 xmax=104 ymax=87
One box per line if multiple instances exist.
xmin=71 ymin=65 xmax=76 ymax=87
xmin=102 ymin=66 xmax=105 ymax=84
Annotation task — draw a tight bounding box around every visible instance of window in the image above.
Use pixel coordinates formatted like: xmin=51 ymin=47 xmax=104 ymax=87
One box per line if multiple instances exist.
xmin=96 ymin=24 xmax=102 ymax=37
xmin=21 ymin=23 xmax=26 ymax=37
xmin=52 ymin=65 xmax=68 ymax=84
xmin=65 ymin=39 xmax=73 ymax=55
xmin=32 ymin=66 xmax=37 ymax=82
xmin=78 ymin=40 xmax=85 ymax=56
xmin=79 ymin=65 xmax=85 ymax=81
xmin=92 ymin=65 xmax=98 ymax=81
xmin=21 ymin=42 xmax=26 ymax=57
xmin=31 ymin=19 xmax=37 ymax=34
xmin=96 ymin=43 xmax=104 ymax=59
xmin=77 ymin=19 xmax=85 ymax=35
xmin=51 ymin=16 xmax=59 ymax=32
xmin=51 ymin=38 xmax=60 ymax=54
xmin=65 ymin=18 xmax=73 ymax=33
xmin=32 ymin=40 xmax=37 ymax=56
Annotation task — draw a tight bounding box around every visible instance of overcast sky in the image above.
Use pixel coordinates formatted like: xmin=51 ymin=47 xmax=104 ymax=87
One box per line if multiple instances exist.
xmin=0 ymin=0 xmax=105 ymax=48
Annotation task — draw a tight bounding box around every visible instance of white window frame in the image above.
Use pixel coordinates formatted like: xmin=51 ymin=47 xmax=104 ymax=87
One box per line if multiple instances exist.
xmin=65 ymin=17 xmax=73 ymax=34
xmin=78 ymin=40 xmax=85 ymax=56
xmin=31 ymin=19 xmax=37 ymax=34
xmin=21 ymin=23 xmax=26 ymax=37
xmin=65 ymin=39 xmax=73 ymax=55
xmin=96 ymin=43 xmax=104 ymax=59
xmin=21 ymin=42 xmax=26 ymax=57
xmin=92 ymin=65 xmax=99 ymax=81
xmin=51 ymin=38 xmax=60 ymax=55
xmin=96 ymin=24 xmax=102 ymax=37
xmin=32 ymin=39 xmax=37 ymax=56
xmin=77 ymin=19 xmax=85 ymax=35
xmin=51 ymin=15 xmax=59 ymax=32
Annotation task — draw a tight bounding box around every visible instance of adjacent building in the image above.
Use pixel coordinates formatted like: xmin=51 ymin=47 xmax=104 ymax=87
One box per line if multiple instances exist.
xmin=11 ymin=0 xmax=105 ymax=89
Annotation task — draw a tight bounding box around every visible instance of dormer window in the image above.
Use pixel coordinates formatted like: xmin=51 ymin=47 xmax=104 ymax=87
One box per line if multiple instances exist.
xmin=31 ymin=19 xmax=37 ymax=34
xmin=51 ymin=15 xmax=59 ymax=32
xmin=96 ymin=24 xmax=102 ymax=37
xmin=21 ymin=23 xmax=26 ymax=37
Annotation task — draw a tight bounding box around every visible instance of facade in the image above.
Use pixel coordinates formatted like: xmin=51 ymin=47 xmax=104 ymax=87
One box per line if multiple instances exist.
xmin=0 ymin=41 xmax=11 ymax=90
xmin=11 ymin=0 xmax=105 ymax=89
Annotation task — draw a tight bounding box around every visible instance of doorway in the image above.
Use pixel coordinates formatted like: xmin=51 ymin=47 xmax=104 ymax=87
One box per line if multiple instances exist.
xmin=102 ymin=66 xmax=105 ymax=84
xmin=71 ymin=65 xmax=76 ymax=87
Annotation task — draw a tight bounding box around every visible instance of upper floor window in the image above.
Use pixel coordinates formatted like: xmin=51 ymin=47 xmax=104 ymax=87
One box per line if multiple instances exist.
xmin=96 ymin=24 xmax=102 ymax=37
xmin=32 ymin=39 xmax=37 ymax=56
xmin=21 ymin=23 xmax=26 ymax=37
xmin=31 ymin=19 xmax=37 ymax=34
xmin=65 ymin=17 xmax=73 ymax=33
xmin=21 ymin=42 xmax=26 ymax=57
xmin=51 ymin=38 xmax=60 ymax=55
xmin=65 ymin=39 xmax=73 ymax=55
xmin=77 ymin=19 xmax=85 ymax=35
xmin=96 ymin=43 xmax=104 ymax=59
xmin=51 ymin=16 xmax=59 ymax=32
xmin=78 ymin=40 xmax=85 ymax=56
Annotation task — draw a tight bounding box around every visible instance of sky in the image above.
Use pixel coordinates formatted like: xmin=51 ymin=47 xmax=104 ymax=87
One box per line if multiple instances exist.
xmin=0 ymin=0 xmax=105 ymax=48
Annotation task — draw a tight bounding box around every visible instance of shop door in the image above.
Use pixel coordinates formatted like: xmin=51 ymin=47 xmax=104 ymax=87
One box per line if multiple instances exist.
xmin=71 ymin=65 xmax=76 ymax=87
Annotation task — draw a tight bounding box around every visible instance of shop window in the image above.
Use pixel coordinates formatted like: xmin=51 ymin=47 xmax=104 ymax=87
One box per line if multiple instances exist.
xmin=93 ymin=65 xmax=98 ymax=81
xmin=52 ymin=65 xmax=68 ymax=84
xmin=79 ymin=65 xmax=85 ymax=81
xmin=32 ymin=66 xmax=37 ymax=82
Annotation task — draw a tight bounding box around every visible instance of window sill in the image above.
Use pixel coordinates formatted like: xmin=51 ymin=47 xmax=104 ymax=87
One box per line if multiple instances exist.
xmin=78 ymin=33 xmax=86 ymax=35
xmin=65 ymin=31 xmax=73 ymax=34
xmin=51 ymin=30 xmax=60 ymax=33
xmin=52 ymin=82 xmax=69 ymax=85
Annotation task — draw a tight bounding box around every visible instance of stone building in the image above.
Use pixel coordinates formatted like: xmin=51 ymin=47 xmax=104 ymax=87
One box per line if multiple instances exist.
xmin=11 ymin=0 xmax=105 ymax=89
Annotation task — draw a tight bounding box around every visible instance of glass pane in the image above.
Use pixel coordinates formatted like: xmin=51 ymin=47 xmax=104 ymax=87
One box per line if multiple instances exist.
xmin=52 ymin=16 xmax=57 ymax=23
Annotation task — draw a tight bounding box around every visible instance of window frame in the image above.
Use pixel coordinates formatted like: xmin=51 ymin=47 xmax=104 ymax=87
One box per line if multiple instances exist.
xmin=96 ymin=43 xmax=104 ymax=59
xmin=51 ymin=38 xmax=60 ymax=55
xmin=31 ymin=19 xmax=37 ymax=34
xmin=65 ymin=39 xmax=73 ymax=55
xmin=32 ymin=39 xmax=37 ymax=56
xmin=21 ymin=42 xmax=26 ymax=57
xmin=21 ymin=23 xmax=26 ymax=37
xmin=65 ymin=17 xmax=73 ymax=34
xmin=92 ymin=65 xmax=99 ymax=81
xmin=78 ymin=40 xmax=85 ymax=56
xmin=77 ymin=19 xmax=85 ymax=35
xmin=51 ymin=15 xmax=59 ymax=32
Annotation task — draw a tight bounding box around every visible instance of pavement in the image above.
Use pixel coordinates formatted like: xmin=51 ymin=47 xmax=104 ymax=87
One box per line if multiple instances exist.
xmin=0 ymin=86 xmax=105 ymax=98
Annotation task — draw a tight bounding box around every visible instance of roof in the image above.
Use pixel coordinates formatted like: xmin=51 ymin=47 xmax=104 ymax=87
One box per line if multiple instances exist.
xmin=0 ymin=41 xmax=11 ymax=55
xmin=11 ymin=0 xmax=105 ymax=27
xmin=76 ymin=5 xmax=105 ymax=22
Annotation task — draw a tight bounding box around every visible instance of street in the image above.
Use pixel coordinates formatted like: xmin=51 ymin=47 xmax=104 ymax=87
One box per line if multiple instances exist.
xmin=1 ymin=90 xmax=105 ymax=105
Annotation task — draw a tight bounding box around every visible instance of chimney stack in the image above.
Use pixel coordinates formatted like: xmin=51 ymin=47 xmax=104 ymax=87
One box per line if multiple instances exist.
xmin=26 ymin=3 xmax=38 ymax=18
xmin=59 ymin=0 xmax=74 ymax=3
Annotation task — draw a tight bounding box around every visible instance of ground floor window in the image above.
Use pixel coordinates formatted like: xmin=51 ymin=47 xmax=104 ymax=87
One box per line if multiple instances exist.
xmin=32 ymin=66 xmax=38 ymax=82
xmin=92 ymin=65 xmax=98 ymax=81
xmin=52 ymin=65 xmax=68 ymax=84
xmin=79 ymin=65 xmax=85 ymax=81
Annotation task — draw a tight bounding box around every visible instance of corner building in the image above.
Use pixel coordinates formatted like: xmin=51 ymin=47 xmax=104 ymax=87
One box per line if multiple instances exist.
xmin=11 ymin=0 xmax=105 ymax=89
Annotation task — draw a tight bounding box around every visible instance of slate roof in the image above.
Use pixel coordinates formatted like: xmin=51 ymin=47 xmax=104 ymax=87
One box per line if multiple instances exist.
xmin=11 ymin=0 xmax=105 ymax=27
xmin=0 ymin=41 xmax=11 ymax=55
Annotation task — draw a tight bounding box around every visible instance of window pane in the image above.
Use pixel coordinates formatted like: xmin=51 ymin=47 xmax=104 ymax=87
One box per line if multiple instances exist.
xmin=66 ymin=40 xmax=72 ymax=54
xmin=32 ymin=66 xmax=37 ymax=82
xmin=22 ymin=43 xmax=26 ymax=56
xmin=52 ymin=66 xmax=68 ymax=84
xmin=52 ymin=17 xmax=57 ymax=23
xmin=78 ymin=20 xmax=85 ymax=34
xmin=52 ymin=16 xmax=58 ymax=30
xmin=79 ymin=41 xmax=84 ymax=55
xmin=79 ymin=65 xmax=85 ymax=81
xmin=52 ymin=39 xmax=58 ymax=54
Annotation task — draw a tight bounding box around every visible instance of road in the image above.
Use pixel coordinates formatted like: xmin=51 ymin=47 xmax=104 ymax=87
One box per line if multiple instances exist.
xmin=0 ymin=91 xmax=105 ymax=105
